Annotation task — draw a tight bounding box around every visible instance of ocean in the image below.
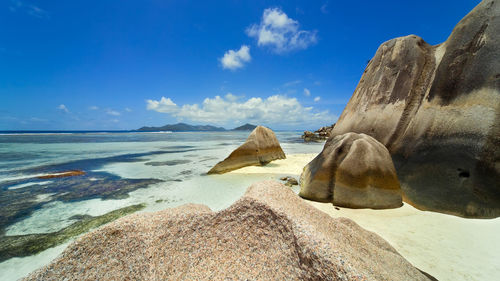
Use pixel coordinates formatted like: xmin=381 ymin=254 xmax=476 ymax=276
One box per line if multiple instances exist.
xmin=0 ymin=131 xmax=323 ymax=280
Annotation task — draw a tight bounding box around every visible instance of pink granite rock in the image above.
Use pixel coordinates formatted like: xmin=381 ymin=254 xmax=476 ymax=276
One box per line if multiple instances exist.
xmin=24 ymin=181 xmax=431 ymax=281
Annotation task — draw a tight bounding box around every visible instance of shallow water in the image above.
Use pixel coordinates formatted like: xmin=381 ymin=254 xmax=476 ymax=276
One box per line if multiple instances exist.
xmin=0 ymin=131 xmax=323 ymax=280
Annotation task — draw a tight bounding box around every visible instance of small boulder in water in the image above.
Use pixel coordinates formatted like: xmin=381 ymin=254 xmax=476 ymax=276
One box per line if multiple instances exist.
xmin=207 ymin=126 xmax=285 ymax=174
xmin=280 ymin=176 xmax=298 ymax=187
xmin=37 ymin=170 xmax=85 ymax=179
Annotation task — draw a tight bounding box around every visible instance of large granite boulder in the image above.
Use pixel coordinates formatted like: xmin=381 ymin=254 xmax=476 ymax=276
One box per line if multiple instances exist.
xmin=208 ymin=126 xmax=286 ymax=174
xmin=24 ymin=181 xmax=432 ymax=281
xmin=300 ymin=133 xmax=402 ymax=209
xmin=331 ymin=0 xmax=500 ymax=218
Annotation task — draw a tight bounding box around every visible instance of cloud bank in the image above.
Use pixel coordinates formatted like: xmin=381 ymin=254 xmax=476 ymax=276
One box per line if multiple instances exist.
xmin=146 ymin=94 xmax=334 ymax=128
xmin=246 ymin=8 xmax=317 ymax=53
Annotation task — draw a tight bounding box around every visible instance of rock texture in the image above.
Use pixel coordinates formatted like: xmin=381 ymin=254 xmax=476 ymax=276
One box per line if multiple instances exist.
xmin=208 ymin=126 xmax=286 ymax=174
xmin=302 ymin=124 xmax=335 ymax=142
xmin=300 ymin=133 xmax=402 ymax=209
xmin=331 ymin=0 xmax=500 ymax=218
xmin=24 ymin=181 xmax=431 ymax=281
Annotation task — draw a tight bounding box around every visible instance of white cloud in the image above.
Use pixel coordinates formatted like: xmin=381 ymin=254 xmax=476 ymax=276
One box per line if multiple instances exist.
xmin=146 ymin=94 xmax=334 ymax=128
xmin=30 ymin=117 xmax=47 ymax=122
xmin=106 ymin=109 xmax=121 ymax=116
xmin=58 ymin=104 xmax=69 ymax=113
xmin=224 ymin=93 xmax=240 ymax=102
xmin=125 ymin=107 xmax=132 ymax=112
xmin=321 ymin=2 xmax=329 ymax=14
xmin=283 ymin=80 xmax=302 ymax=87
xmin=10 ymin=0 xmax=49 ymax=19
xmin=89 ymin=106 xmax=99 ymax=110
xmin=220 ymin=45 xmax=251 ymax=70
xmin=246 ymin=8 xmax=317 ymax=53
xmin=304 ymin=88 xmax=311 ymax=96
xmin=146 ymin=97 xmax=178 ymax=114
xmin=314 ymin=96 xmax=321 ymax=102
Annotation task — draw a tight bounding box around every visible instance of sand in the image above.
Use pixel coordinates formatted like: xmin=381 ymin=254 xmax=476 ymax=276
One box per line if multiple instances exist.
xmin=229 ymin=153 xmax=500 ymax=281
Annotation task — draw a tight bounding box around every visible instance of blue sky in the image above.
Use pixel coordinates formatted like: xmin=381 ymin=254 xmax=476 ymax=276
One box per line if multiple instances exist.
xmin=0 ymin=0 xmax=479 ymax=130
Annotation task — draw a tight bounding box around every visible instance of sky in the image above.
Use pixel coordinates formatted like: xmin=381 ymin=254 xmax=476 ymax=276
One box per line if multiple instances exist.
xmin=0 ymin=0 xmax=480 ymax=131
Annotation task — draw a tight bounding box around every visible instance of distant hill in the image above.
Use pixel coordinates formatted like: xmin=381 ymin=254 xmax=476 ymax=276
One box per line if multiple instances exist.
xmin=231 ymin=123 xmax=257 ymax=131
xmin=137 ymin=123 xmax=226 ymax=132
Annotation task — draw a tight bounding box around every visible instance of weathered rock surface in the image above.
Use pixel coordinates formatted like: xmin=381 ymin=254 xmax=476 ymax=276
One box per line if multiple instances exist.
xmin=24 ymin=181 xmax=431 ymax=281
xmin=300 ymin=133 xmax=402 ymax=209
xmin=302 ymin=124 xmax=335 ymax=142
xmin=208 ymin=126 xmax=286 ymax=174
xmin=331 ymin=0 xmax=500 ymax=218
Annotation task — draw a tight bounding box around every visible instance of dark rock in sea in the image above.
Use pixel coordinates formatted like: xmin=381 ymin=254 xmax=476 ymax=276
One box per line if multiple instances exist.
xmin=279 ymin=176 xmax=298 ymax=187
xmin=37 ymin=170 xmax=86 ymax=179
xmin=0 ymin=173 xmax=160 ymax=236
xmin=301 ymin=124 xmax=335 ymax=142
xmin=231 ymin=123 xmax=257 ymax=131
xmin=330 ymin=0 xmax=500 ymax=218
xmin=300 ymin=133 xmax=402 ymax=209
xmin=207 ymin=126 xmax=286 ymax=174
xmin=23 ymin=181 xmax=432 ymax=281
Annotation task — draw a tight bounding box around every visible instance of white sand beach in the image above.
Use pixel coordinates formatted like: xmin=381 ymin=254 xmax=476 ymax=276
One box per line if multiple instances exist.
xmin=230 ymin=153 xmax=500 ymax=281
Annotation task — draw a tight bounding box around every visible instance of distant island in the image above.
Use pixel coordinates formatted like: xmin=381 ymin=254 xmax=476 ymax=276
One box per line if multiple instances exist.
xmin=136 ymin=122 xmax=257 ymax=132
xmin=137 ymin=123 xmax=226 ymax=132
xmin=231 ymin=123 xmax=257 ymax=131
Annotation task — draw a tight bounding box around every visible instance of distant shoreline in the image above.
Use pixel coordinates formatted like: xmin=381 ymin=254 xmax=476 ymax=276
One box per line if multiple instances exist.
xmin=0 ymin=130 xmax=306 ymax=135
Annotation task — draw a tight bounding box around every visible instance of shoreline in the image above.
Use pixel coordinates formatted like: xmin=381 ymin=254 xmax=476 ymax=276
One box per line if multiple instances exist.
xmin=229 ymin=153 xmax=500 ymax=281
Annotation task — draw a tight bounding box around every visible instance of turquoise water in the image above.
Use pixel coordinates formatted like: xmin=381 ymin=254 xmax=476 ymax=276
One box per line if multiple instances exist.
xmin=0 ymin=131 xmax=323 ymax=280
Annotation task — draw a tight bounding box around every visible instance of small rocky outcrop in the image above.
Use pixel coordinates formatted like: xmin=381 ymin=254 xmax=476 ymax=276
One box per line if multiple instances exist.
xmin=300 ymin=133 xmax=402 ymax=209
xmin=301 ymin=124 xmax=335 ymax=142
xmin=24 ymin=181 xmax=431 ymax=281
xmin=37 ymin=170 xmax=85 ymax=179
xmin=208 ymin=126 xmax=285 ymax=174
xmin=279 ymin=176 xmax=298 ymax=187
xmin=330 ymin=0 xmax=500 ymax=217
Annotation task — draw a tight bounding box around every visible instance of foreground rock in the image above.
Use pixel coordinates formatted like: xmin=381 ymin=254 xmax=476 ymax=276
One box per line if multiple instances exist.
xmin=301 ymin=124 xmax=335 ymax=142
xmin=300 ymin=133 xmax=402 ymax=209
xmin=330 ymin=0 xmax=500 ymax=218
xmin=24 ymin=181 xmax=431 ymax=281
xmin=208 ymin=126 xmax=285 ymax=174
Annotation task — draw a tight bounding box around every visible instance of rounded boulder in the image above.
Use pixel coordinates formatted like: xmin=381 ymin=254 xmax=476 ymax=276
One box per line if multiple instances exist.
xmin=300 ymin=132 xmax=402 ymax=209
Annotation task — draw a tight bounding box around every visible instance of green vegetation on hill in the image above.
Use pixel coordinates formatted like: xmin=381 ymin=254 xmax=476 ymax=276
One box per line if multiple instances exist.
xmin=231 ymin=123 xmax=257 ymax=131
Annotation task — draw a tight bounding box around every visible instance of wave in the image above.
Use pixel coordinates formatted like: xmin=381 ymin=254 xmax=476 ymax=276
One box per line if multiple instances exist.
xmin=8 ymin=181 xmax=53 ymax=190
